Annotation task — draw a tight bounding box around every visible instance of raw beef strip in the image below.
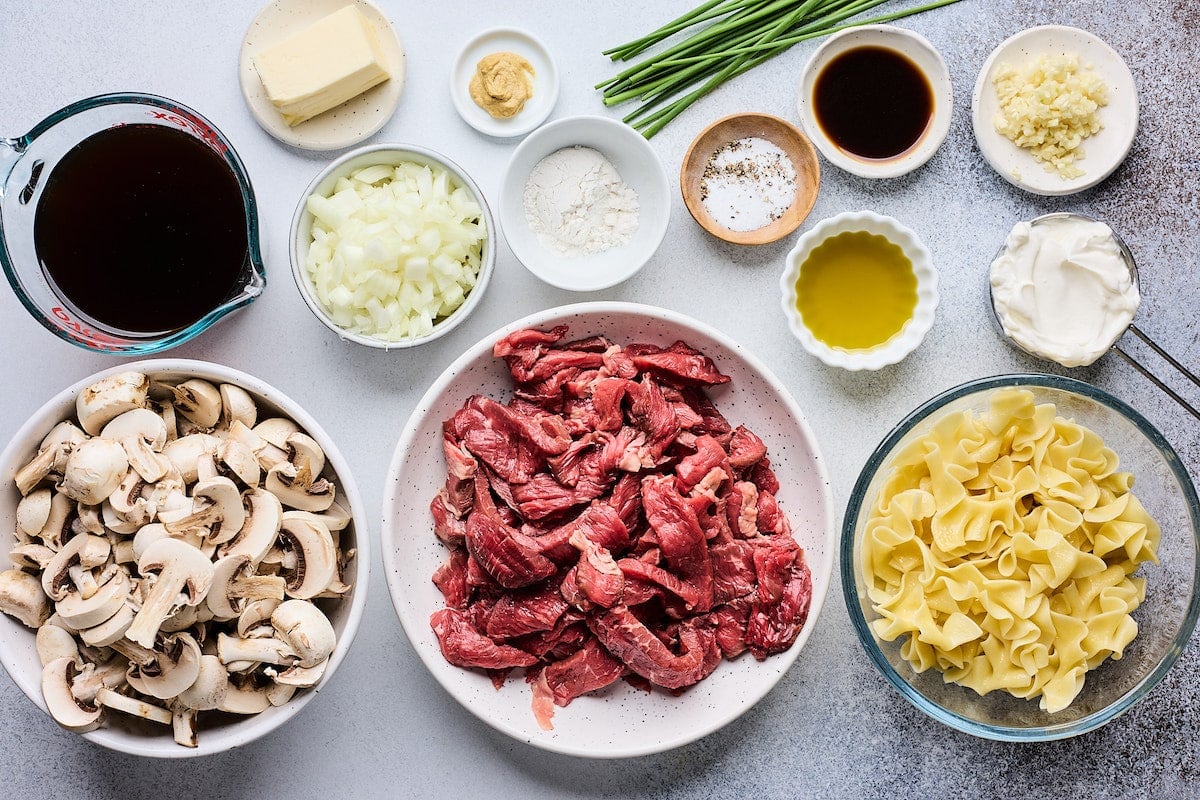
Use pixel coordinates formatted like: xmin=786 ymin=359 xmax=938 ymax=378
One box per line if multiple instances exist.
xmin=674 ymin=435 xmax=729 ymax=494
xmin=587 ymin=606 xmax=721 ymax=690
xmin=626 ymin=377 xmax=680 ymax=462
xmin=728 ymin=426 xmax=767 ymax=470
xmin=617 ymin=558 xmax=702 ymax=608
xmin=536 ymin=636 xmax=625 ymax=707
xmin=485 ymin=585 xmax=570 ymax=639
xmin=642 ymin=475 xmax=715 ymax=611
xmin=705 ymin=598 xmax=752 ymax=658
xmin=431 ymin=609 xmax=538 ymax=670
xmin=756 ymin=490 xmax=789 ymax=536
xmin=746 ymin=547 xmax=814 ymax=660
xmin=629 ymin=342 xmax=731 ymax=387
xmin=569 ymin=530 xmax=624 ymax=609
xmin=465 ymin=512 xmax=557 ymax=588
xmin=430 ymin=491 xmax=467 ymax=546
xmin=432 ymin=549 xmax=470 ymax=609
xmin=441 ymin=434 xmax=477 ymax=516
xmin=709 ymin=540 xmax=757 ymax=604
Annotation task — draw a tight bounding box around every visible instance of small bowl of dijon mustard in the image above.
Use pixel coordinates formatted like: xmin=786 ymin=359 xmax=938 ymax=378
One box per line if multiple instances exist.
xmin=450 ymin=27 xmax=559 ymax=138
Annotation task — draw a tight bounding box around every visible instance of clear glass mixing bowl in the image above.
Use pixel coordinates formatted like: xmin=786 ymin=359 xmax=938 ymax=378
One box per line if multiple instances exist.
xmin=842 ymin=373 xmax=1200 ymax=740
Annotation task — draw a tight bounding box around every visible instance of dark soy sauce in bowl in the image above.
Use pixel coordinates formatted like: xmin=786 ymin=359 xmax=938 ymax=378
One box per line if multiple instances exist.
xmin=813 ymin=46 xmax=934 ymax=161
xmin=34 ymin=124 xmax=248 ymax=336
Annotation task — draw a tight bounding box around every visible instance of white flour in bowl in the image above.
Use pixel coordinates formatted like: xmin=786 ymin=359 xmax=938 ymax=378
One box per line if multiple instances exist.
xmin=523 ymin=146 xmax=639 ymax=258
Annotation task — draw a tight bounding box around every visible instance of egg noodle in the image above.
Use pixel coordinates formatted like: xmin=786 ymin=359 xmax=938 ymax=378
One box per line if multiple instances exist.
xmin=862 ymin=388 xmax=1159 ymax=712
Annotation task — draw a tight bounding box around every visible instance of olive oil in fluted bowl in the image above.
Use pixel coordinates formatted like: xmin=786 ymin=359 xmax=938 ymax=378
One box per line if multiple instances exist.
xmin=780 ymin=211 xmax=939 ymax=371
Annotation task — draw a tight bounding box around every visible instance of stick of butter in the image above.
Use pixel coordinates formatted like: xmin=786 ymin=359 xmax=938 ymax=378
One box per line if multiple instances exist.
xmin=253 ymin=5 xmax=390 ymax=127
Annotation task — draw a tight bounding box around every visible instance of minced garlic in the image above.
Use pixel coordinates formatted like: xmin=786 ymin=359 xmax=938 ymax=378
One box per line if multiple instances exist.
xmin=992 ymin=53 xmax=1108 ymax=179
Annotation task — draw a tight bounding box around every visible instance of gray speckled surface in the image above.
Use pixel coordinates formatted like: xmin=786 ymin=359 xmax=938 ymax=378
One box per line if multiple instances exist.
xmin=1 ymin=1 xmax=1197 ymax=798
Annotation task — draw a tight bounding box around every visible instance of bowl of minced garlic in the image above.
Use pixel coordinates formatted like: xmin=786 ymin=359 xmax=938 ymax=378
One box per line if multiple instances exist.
xmin=971 ymin=25 xmax=1138 ymax=196
xmin=451 ymin=27 xmax=559 ymax=138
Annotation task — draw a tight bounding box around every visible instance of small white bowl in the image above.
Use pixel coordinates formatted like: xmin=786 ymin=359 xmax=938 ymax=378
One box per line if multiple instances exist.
xmin=797 ymin=25 xmax=953 ymax=179
xmin=498 ymin=115 xmax=670 ymax=292
xmin=450 ymin=27 xmax=558 ymax=139
xmin=0 ymin=359 xmax=369 ymax=758
xmin=780 ymin=211 xmax=939 ymax=371
xmin=291 ymin=143 xmax=496 ymax=349
xmin=972 ymin=25 xmax=1138 ymax=196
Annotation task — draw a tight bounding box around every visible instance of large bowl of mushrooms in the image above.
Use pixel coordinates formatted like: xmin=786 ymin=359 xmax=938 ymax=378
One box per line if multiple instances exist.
xmin=0 ymin=360 xmax=367 ymax=757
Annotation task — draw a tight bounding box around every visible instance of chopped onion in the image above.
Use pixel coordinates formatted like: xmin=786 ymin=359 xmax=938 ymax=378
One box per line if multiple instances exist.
xmin=304 ymin=161 xmax=486 ymax=341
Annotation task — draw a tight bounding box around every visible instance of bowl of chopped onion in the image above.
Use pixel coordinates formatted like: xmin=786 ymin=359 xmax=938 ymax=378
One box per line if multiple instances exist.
xmin=290 ymin=143 xmax=496 ymax=349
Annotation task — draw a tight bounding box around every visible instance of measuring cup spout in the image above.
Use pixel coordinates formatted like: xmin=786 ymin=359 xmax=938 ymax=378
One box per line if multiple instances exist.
xmin=0 ymin=137 xmax=23 ymax=193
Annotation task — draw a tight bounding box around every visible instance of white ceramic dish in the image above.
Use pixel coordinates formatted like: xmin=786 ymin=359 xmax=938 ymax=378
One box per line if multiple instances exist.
xmin=797 ymin=25 xmax=953 ymax=179
xmin=238 ymin=0 xmax=406 ymax=152
xmin=971 ymin=25 xmax=1138 ymax=196
xmin=450 ymin=27 xmax=558 ymax=139
xmin=498 ymin=116 xmax=670 ymax=292
xmin=780 ymin=211 xmax=939 ymax=371
xmin=290 ymin=143 xmax=496 ymax=349
xmin=381 ymin=302 xmax=836 ymax=758
xmin=0 ymin=359 xmax=369 ymax=758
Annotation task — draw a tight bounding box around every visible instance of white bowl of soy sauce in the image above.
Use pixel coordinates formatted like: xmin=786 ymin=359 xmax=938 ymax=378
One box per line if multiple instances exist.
xmin=797 ymin=25 xmax=953 ymax=179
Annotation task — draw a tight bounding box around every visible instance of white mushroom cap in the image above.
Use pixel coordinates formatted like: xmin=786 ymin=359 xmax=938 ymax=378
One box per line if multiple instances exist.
xmin=35 ymin=491 xmax=74 ymax=549
xmin=0 ymin=569 xmax=51 ymax=628
xmin=217 ymin=438 xmax=261 ymax=488
xmin=270 ymin=599 xmax=335 ymax=669
xmin=78 ymin=602 xmax=134 ymax=647
xmin=162 ymin=434 xmax=219 ymax=485
xmin=265 ymin=463 xmax=337 ymax=513
xmin=253 ymin=418 xmax=301 ymax=450
xmin=191 ymin=476 xmax=246 ymax=544
xmin=216 ymin=632 xmax=296 ymax=666
xmin=41 ymin=533 xmax=109 ymax=602
xmin=175 ymin=654 xmax=228 ymax=711
xmin=101 ymin=408 xmax=168 ymax=448
xmin=76 ymin=372 xmax=150 ymax=436
xmin=42 ymin=657 xmax=103 ymax=732
xmin=207 ymin=554 xmax=286 ymax=621
xmin=58 ymin=438 xmax=128 ymax=505
xmin=218 ymin=678 xmax=271 ymax=715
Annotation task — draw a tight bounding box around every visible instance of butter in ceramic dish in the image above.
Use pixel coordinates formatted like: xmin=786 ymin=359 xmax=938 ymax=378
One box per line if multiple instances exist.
xmin=253 ymin=5 xmax=390 ymax=126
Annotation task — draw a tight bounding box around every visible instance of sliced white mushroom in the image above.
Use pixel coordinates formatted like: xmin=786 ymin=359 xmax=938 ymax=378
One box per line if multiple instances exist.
xmin=127 ymin=632 xmax=202 ymax=700
xmin=219 ymin=678 xmax=271 ymax=715
xmin=9 ymin=543 xmax=55 ymax=571
xmin=101 ymin=408 xmax=170 ymax=483
xmin=36 ymin=623 xmax=79 ymax=666
xmin=216 ymin=632 xmax=295 ymax=666
xmin=77 ymin=372 xmax=150 ymax=436
xmin=216 ymin=438 xmax=260 ymax=488
xmin=94 ymin=687 xmax=172 ymax=725
xmin=162 ymin=433 xmax=219 ymax=484
xmin=277 ymin=514 xmax=337 ymax=599
xmin=278 ymin=500 xmax=352 ymax=533
xmin=218 ymin=489 xmax=282 ymax=564
xmin=191 ymin=476 xmax=246 ymax=544
xmin=15 ymin=441 xmax=70 ymax=496
xmin=124 ymin=538 xmax=215 ymax=649
xmin=41 ymin=533 xmax=108 ymax=602
xmin=75 ymin=501 xmax=105 ymax=536
xmin=219 ymin=384 xmax=258 ymax=430
xmin=254 ymin=418 xmax=301 ymax=450
xmin=78 ymin=602 xmax=134 ymax=647
xmin=206 ymin=555 xmax=286 ymax=621
xmin=16 ymin=488 xmax=53 ymax=537
xmin=271 ymin=600 xmax=335 ymax=669
xmin=236 ymin=598 xmax=281 ymax=638
xmin=265 ymin=462 xmax=336 ymax=513
xmin=69 ymin=657 xmax=129 ymax=704
xmin=55 ymin=569 xmax=131 ymax=630
xmin=58 ymin=438 xmax=128 ymax=505
xmin=266 ymin=681 xmax=296 ymax=706
xmin=0 ymin=569 xmax=51 ymax=628
xmin=42 ymin=657 xmax=104 ymax=732
xmin=171 ymin=380 xmax=222 ymax=429
xmin=170 ymin=654 xmax=229 ymax=747
xmin=270 ymin=660 xmax=328 ymax=688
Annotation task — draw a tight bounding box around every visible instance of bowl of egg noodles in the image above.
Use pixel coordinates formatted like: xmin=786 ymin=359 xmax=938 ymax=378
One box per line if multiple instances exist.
xmin=842 ymin=374 xmax=1200 ymax=740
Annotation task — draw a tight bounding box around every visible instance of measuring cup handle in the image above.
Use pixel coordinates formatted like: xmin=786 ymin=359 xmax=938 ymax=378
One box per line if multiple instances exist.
xmin=0 ymin=137 xmax=23 ymax=193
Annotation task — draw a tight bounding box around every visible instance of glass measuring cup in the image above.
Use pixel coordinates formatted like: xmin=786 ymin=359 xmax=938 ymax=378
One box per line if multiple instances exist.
xmin=0 ymin=93 xmax=265 ymax=355
xmin=988 ymin=212 xmax=1200 ymax=421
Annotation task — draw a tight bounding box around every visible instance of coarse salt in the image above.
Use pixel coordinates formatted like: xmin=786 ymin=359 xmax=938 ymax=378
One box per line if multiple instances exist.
xmin=700 ymin=137 xmax=796 ymax=232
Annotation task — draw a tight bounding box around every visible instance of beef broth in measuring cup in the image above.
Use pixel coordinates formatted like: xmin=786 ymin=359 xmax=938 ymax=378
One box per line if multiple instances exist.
xmin=35 ymin=124 xmax=249 ymax=335
xmin=0 ymin=93 xmax=264 ymax=353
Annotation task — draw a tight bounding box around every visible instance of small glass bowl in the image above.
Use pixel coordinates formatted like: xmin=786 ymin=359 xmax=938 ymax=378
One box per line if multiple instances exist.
xmin=842 ymin=374 xmax=1200 ymax=740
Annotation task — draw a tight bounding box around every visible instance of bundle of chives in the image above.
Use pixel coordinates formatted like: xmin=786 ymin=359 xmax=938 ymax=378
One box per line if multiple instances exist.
xmin=597 ymin=0 xmax=962 ymax=138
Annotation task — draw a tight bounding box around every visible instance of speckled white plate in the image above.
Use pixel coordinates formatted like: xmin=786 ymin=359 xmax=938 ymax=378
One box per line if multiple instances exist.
xmin=972 ymin=25 xmax=1138 ymax=196
xmin=450 ymin=27 xmax=558 ymax=139
xmin=238 ymin=0 xmax=405 ymax=151
xmin=381 ymin=302 xmax=836 ymax=758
